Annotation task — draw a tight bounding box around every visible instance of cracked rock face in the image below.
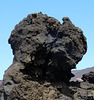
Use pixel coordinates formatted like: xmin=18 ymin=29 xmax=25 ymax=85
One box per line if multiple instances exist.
xmin=1 ymin=12 xmax=87 ymax=100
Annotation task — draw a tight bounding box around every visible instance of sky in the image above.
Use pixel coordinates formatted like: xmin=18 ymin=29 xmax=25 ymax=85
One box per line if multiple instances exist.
xmin=0 ymin=0 xmax=94 ymax=80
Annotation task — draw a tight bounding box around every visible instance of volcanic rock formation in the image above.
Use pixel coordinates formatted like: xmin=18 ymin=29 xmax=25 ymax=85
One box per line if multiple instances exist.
xmin=0 ymin=12 xmax=89 ymax=100
xmin=8 ymin=12 xmax=87 ymax=82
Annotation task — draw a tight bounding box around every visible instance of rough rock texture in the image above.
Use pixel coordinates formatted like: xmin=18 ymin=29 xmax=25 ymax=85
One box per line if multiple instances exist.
xmin=69 ymin=82 xmax=94 ymax=100
xmin=0 ymin=12 xmax=89 ymax=100
xmin=8 ymin=12 xmax=87 ymax=82
xmin=82 ymin=71 xmax=94 ymax=84
xmin=2 ymin=66 xmax=94 ymax=100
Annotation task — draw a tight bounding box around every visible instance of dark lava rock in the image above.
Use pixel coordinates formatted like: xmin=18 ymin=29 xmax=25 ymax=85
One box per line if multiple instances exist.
xmin=1 ymin=12 xmax=88 ymax=100
xmin=69 ymin=82 xmax=94 ymax=100
xmin=82 ymin=71 xmax=94 ymax=83
xmin=8 ymin=12 xmax=87 ymax=82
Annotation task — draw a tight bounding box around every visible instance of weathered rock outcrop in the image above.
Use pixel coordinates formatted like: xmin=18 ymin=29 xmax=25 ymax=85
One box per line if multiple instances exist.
xmin=82 ymin=71 xmax=94 ymax=84
xmin=8 ymin=12 xmax=87 ymax=82
xmin=0 ymin=12 xmax=89 ymax=100
xmin=69 ymin=82 xmax=94 ymax=100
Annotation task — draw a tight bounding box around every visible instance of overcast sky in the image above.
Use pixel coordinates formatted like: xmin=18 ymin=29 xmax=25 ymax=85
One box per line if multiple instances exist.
xmin=0 ymin=0 xmax=94 ymax=80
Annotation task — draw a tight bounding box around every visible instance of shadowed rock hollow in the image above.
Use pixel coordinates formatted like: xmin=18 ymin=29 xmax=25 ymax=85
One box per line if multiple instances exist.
xmin=2 ymin=12 xmax=88 ymax=100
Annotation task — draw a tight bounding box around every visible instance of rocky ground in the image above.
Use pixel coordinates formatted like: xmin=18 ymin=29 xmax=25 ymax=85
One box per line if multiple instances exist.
xmin=0 ymin=72 xmax=94 ymax=100
xmin=0 ymin=12 xmax=93 ymax=100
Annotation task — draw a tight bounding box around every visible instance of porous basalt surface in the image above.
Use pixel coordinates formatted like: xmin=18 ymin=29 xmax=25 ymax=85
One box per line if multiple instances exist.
xmin=8 ymin=12 xmax=87 ymax=82
xmin=0 ymin=12 xmax=88 ymax=100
